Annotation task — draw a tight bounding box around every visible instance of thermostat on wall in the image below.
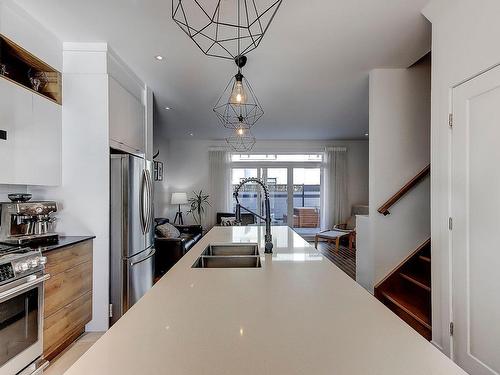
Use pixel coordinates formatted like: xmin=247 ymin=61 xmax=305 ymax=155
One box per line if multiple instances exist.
xmin=0 ymin=130 xmax=6 ymax=140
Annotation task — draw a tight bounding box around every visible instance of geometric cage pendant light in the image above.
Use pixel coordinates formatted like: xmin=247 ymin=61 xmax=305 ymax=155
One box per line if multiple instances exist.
xmin=225 ymin=127 xmax=256 ymax=152
xmin=172 ymin=0 xmax=283 ymax=60
xmin=213 ymin=55 xmax=264 ymax=130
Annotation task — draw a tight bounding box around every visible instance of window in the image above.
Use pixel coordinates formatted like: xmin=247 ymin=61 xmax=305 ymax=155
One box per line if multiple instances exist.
xmin=231 ymin=168 xmax=258 ymax=214
xmin=231 ymin=154 xmax=322 ymax=162
xmin=231 ymin=154 xmax=323 ymax=238
xmin=292 ymin=168 xmax=321 ymax=235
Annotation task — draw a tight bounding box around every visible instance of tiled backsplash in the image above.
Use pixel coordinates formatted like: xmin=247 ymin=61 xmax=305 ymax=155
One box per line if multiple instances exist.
xmin=0 ymin=185 xmax=28 ymax=201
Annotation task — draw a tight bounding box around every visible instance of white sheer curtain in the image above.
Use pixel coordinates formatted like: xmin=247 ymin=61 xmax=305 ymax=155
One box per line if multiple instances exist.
xmin=321 ymin=147 xmax=348 ymax=230
xmin=207 ymin=149 xmax=232 ymax=229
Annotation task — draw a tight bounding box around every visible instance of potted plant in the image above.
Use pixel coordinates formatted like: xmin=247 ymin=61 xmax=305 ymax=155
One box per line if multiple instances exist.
xmin=187 ymin=190 xmax=211 ymax=227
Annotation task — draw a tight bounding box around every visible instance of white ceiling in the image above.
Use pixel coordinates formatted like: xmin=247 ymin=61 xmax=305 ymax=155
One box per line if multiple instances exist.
xmin=14 ymin=0 xmax=430 ymax=140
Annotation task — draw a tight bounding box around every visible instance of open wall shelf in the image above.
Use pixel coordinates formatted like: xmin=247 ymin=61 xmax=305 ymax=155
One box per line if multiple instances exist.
xmin=0 ymin=34 xmax=61 ymax=104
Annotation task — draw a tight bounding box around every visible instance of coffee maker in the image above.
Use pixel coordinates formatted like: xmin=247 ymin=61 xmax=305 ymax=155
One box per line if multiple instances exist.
xmin=0 ymin=201 xmax=58 ymax=244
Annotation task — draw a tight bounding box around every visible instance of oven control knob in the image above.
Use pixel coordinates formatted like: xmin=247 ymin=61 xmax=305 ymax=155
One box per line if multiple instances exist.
xmin=30 ymin=259 xmax=39 ymax=268
xmin=40 ymin=257 xmax=47 ymax=265
xmin=20 ymin=263 xmax=29 ymax=272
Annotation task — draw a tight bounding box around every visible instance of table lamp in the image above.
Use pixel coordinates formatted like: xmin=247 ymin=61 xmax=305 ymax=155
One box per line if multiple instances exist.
xmin=171 ymin=192 xmax=188 ymax=225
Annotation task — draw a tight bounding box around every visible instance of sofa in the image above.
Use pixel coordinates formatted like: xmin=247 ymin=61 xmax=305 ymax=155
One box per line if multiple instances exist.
xmin=216 ymin=212 xmax=255 ymax=226
xmin=154 ymin=218 xmax=202 ymax=278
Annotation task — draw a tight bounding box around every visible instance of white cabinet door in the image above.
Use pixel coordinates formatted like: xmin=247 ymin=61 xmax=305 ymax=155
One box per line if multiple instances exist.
xmin=0 ymin=78 xmax=32 ymax=184
xmin=452 ymin=65 xmax=500 ymax=375
xmin=109 ymin=77 xmax=145 ymax=155
xmin=15 ymin=94 xmax=62 ymax=185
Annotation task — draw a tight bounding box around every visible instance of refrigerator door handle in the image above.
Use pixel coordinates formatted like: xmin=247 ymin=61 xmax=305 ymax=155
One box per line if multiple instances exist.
xmin=145 ymin=169 xmax=154 ymax=233
xmin=130 ymin=247 xmax=156 ymax=267
xmin=144 ymin=169 xmax=150 ymax=233
xmin=139 ymin=169 xmax=147 ymax=234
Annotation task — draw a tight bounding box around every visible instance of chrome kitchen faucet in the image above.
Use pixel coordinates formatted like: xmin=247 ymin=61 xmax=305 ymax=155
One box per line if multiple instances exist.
xmin=233 ymin=178 xmax=273 ymax=254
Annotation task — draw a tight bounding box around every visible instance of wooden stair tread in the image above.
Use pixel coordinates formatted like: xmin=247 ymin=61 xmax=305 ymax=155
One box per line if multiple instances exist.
xmin=381 ymin=290 xmax=431 ymax=330
xmin=419 ymin=255 xmax=431 ymax=263
xmin=374 ymin=238 xmax=432 ymax=340
xmin=400 ymin=271 xmax=431 ymax=292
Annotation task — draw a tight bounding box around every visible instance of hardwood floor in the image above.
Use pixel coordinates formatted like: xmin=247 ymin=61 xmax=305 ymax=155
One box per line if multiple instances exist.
xmin=313 ymin=241 xmax=356 ymax=280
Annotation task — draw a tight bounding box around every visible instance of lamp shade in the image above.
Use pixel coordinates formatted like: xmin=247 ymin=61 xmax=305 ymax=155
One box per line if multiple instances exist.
xmin=171 ymin=192 xmax=188 ymax=205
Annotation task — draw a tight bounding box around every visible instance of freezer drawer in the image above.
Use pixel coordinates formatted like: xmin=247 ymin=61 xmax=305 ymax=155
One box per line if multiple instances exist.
xmin=109 ymin=246 xmax=155 ymax=326
xmin=126 ymin=246 xmax=155 ymax=307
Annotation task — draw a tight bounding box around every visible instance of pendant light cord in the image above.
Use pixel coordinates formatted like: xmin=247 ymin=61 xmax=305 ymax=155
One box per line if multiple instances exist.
xmin=237 ymin=0 xmax=241 ymax=59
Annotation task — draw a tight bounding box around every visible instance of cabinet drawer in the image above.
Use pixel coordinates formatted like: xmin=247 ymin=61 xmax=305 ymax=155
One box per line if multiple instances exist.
xmin=45 ymin=240 xmax=92 ymax=276
xmin=44 ymin=260 xmax=92 ymax=317
xmin=43 ymin=291 xmax=92 ymax=356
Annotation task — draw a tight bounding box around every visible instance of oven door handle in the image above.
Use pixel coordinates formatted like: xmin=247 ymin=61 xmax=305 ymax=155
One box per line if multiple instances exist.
xmin=0 ymin=274 xmax=50 ymax=302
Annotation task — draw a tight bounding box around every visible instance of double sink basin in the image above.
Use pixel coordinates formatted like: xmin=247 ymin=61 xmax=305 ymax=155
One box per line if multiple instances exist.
xmin=192 ymin=243 xmax=261 ymax=268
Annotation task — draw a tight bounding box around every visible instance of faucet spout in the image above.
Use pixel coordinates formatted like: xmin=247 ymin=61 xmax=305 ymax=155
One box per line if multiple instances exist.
xmin=233 ymin=178 xmax=273 ymax=253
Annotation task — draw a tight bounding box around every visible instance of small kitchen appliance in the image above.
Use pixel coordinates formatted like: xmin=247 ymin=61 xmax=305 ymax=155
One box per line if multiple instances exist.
xmin=0 ymin=201 xmax=58 ymax=245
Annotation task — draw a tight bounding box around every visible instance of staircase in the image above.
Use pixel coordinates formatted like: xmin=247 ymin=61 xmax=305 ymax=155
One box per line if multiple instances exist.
xmin=374 ymin=239 xmax=431 ymax=340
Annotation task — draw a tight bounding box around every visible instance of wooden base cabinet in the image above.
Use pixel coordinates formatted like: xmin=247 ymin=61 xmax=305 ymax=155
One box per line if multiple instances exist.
xmin=43 ymin=240 xmax=93 ymax=361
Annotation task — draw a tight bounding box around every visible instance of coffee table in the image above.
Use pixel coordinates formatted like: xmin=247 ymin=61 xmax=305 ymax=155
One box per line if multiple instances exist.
xmin=314 ymin=229 xmax=350 ymax=253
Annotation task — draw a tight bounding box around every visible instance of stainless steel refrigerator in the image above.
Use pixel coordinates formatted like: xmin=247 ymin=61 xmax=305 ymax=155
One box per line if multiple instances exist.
xmin=110 ymin=154 xmax=155 ymax=326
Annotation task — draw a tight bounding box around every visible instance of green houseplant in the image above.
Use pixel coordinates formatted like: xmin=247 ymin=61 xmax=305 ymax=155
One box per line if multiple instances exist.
xmin=187 ymin=190 xmax=211 ymax=227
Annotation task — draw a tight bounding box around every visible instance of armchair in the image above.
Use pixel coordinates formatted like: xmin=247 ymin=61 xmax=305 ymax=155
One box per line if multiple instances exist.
xmin=333 ymin=215 xmax=357 ymax=251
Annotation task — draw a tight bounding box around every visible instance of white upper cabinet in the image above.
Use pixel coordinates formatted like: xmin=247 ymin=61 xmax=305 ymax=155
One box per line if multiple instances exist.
xmin=0 ymin=78 xmax=27 ymax=182
xmin=109 ymin=77 xmax=145 ymax=155
xmin=16 ymin=93 xmax=61 ymax=185
xmin=0 ymin=78 xmax=62 ymax=186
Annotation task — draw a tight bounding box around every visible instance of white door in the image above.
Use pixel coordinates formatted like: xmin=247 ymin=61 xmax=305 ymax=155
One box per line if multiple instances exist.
xmin=452 ymin=65 xmax=500 ymax=375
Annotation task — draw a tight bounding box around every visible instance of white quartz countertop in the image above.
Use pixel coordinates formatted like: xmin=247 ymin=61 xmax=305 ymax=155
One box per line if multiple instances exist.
xmin=65 ymin=226 xmax=466 ymax=375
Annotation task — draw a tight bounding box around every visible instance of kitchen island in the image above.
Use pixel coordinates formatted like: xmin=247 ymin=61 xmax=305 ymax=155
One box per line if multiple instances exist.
xmin=64 ymin=226 xmax=465 ymax=375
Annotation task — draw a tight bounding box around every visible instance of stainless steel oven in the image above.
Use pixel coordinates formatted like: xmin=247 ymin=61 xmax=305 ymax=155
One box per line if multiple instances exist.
xmin=0 ymin=246 xmax=48 ymax=375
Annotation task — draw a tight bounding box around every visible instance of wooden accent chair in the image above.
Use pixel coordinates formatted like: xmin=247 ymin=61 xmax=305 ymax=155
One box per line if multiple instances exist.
xmin=333 ymin=215 xmax=357 ymax=251
xmin=285 ymin=208 xmax=320 ymax=228
xmin=315 ymin=205 xmax=368 ymax=252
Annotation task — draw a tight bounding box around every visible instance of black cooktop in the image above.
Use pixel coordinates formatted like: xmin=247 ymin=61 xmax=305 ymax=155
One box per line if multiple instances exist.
xmin=0 ymin=243 xmax=25 ymax=256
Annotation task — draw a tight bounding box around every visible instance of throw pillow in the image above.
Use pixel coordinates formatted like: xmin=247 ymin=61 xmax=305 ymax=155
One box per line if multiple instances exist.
xmin=156 ymin=223 xmax=181 ymax=238
xmin=220 ymin=217 xmax=236 ymax=226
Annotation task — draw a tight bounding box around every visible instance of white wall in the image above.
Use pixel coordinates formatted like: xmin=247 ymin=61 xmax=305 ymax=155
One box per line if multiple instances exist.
xmin=29 ymin=43 xmax=151 ymax=332
xmin=154 ymin=138 xmax=369 ymax=224
xmin=355 ymin=215 xmax=372 ymax=290
xmin=366 ymin=58 xmax=431 ymax=291
xmin=30 ymin=43 xmax=111 ymax=331
xmin=0 ymin=1 xmax=62 ymax=70
xmin=423 ymin=0 xmax=500 ymax=356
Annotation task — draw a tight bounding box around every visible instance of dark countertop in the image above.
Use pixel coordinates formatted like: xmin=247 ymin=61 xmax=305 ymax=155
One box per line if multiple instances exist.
xmin=29 ymin=236 xmax=95 ymax=253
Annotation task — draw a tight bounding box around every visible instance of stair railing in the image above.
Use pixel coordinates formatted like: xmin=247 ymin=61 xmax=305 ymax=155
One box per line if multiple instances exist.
xmin=377 ymin=164 xmax=430 ymax=216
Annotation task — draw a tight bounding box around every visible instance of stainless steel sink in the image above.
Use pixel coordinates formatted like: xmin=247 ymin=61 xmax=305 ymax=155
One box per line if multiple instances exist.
xmin=201 ymin=243 xmax=259 ymax=256
xmin=193 ymin=243 xmax=261 ymax=268
xmin=192 ymin=255 xmax=261 ymax=268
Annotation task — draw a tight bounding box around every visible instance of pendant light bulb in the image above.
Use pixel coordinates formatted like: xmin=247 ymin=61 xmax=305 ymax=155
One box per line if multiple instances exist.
xmin=230 ymin=72 xmax=247 ymax=105
xmin=237 ymin=127 xmax=245 ymax=136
